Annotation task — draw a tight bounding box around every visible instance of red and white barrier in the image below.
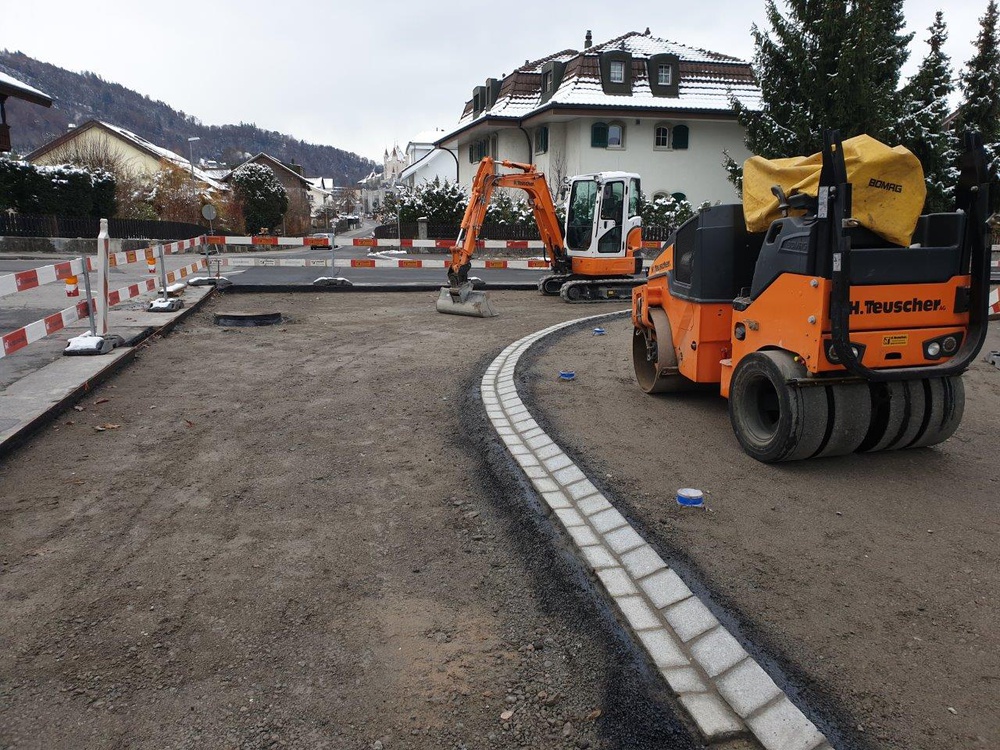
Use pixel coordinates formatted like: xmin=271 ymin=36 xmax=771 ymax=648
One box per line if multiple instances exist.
xmin=990 ymin=286 xmax=999 ymax=317
xmin=343 ymin=238 xmax=666 ymax=251
xmin=206 ymin=235 xmax=330 ymax=247
xmin=1 ymin=300 xmax=93 ymax=358
xmin=105 ymin=259 xmax=207 ymax=306
xmin=1 ymin=257 xmax=208 ymax=360
xmin=219 ymin=257 xmax=554 ymax=270
xmin=0 ymin=258 xmax=90 ymax=299
xmin=0 ymin=236 xmax=206 ymax=300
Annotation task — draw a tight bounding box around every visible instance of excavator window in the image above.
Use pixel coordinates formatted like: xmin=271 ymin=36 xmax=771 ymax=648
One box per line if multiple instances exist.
xmin=600 ymin=181 xmax=624 ymax=221
xmin=567 ymin=179 xmax=598 ymax=250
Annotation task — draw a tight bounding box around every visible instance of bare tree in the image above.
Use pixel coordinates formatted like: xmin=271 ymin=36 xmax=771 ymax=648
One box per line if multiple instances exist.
xmin=59 ymin=135 xmax=152 ymax=218
xmin=547 ymin=148 xmax=567 ymax=203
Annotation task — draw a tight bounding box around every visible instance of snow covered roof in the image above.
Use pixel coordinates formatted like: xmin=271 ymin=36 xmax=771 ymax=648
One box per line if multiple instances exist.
xmin=400 ymin=148 xmax=453 ymax=181
xmin=95 ymin=121 xmax=225 ymax=189
xmin=24 ymin=120 xmax=224 ymax=190
xmin=306 ymin=176 xmax=337 ymax=192
xmin=448 ymin=30 xmax=760 ymax=134
xmin=407 ymin=129 xmax=448 ymax=147
xmin=223 ymin=153 xmax=311 ymax=188
xmin=0 ymin=70 xmax=53 ymax=106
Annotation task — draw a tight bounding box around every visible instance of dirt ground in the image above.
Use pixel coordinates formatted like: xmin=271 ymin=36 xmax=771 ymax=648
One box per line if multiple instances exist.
xmin=527 ymin=315 xmax=1000 ymax=750
xmin=0 ymin=292 xmax=707 ymax=750
xmin=1 ymin=290 xmax=997 ymax=750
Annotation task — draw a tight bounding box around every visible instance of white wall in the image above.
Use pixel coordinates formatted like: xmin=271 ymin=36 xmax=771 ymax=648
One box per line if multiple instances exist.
xmin=456 ymin=117 xmax=750 ymax=207
xmin=562 ymin=118 xmax=748 ymax=206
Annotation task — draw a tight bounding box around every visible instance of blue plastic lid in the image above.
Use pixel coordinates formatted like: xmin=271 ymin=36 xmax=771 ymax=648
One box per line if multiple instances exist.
xmin=559 ymin=370 xmax=576 ymax=381
xmin=676 ymin=488 xmax=704 ymax=507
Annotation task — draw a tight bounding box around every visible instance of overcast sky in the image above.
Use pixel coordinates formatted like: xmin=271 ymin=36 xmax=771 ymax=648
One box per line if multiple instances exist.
xmin=2 ymin=0 xmax=991 ymax=163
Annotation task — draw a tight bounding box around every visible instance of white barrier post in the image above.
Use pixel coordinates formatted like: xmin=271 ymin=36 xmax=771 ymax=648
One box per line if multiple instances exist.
xmin=158 ymin=243 xmax=168 ymax=301
xmin=63 ymin=221 xmax=121 ymax=355
xmin=96 ymin=219 xmax=110 ymax=336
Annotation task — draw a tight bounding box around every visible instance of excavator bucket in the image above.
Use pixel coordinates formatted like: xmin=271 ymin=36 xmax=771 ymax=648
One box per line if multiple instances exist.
xmin=436 ymin=283 xmax=499 ymax=318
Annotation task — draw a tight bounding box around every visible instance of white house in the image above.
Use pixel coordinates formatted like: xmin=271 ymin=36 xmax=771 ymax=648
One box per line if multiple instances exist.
xmin=435 ymin=29 xmax=761 ymax=207
xmin=399 ymin=129 xmax=459 ymax=188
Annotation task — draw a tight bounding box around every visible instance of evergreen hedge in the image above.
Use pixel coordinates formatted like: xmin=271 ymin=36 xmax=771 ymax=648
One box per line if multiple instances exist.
xmin=0 ymin=159 xmax=117 ymax=218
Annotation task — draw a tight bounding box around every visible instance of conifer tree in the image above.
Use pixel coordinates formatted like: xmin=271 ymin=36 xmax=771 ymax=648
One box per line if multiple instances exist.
xmin=728 ymin=0 xmax=911 ymax=187
xmin=895 ymin=12 xmax=958 ymax=213
xmin=956 ymin=0 xmax=1000 ymax=210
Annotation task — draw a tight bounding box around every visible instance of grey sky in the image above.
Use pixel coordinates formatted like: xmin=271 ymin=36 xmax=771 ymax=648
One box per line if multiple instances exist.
xmin=2 ymin=1 xmax=989 ymax=163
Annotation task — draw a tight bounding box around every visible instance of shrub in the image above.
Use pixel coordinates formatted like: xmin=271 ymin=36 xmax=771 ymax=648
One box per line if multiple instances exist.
xmin=0 ymin=158 xmax=118 ymax=218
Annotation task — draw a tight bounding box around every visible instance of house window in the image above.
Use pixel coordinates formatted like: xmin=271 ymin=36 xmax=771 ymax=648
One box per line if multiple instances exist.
xmin=607 ymin=121 xmax=625 ymax=149
xmin=673 ymin=124 xmax=689 ymax=150
xmin=657 ymin=64 xmax=672 ymax=86
xmin=654 ymin=124 xmax=671 ymax=149
xmin=591 ymin=122 xmax=608 ymax=148
xmin=534 ymin=126 xmax=549 ymax=154
xmin=469 ymin=138 xmax=493 ymax=163
xmin=592 ymin=121 xmax=625 ymax=149
xmin=609 ymin=60 xmax=625 ymax=84
xmin=542 ymin=71 xmax=553 ymax=93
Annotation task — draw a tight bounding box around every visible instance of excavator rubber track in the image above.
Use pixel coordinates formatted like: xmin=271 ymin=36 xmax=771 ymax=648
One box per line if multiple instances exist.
xmin=537 ymin=274 xmax=570 ymax=296
xmin=557 ymin=276 xmax=645 ymax=303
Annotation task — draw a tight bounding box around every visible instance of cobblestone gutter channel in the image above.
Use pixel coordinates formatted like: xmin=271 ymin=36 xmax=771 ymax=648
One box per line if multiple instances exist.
xmin=480 ymin=310 xmax=835 ymax=750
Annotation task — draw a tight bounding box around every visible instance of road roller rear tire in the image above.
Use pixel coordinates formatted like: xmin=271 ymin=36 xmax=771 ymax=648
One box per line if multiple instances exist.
xmin=910 ymin=377 xmax=965 ymax=448
xmin=886 ymin=379 xmax=929 ymax=450
xmin=814 ymin=383 xmax=872 ymax=458
xmin=858 ymin=381 xmax=909 ymax=453
xmin=728 ymin=351 xmax=830 ymax=463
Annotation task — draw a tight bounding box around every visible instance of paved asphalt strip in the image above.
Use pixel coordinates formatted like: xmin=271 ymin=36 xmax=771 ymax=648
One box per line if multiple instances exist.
xmin=481 ymin=310 xmax=835 ymax=750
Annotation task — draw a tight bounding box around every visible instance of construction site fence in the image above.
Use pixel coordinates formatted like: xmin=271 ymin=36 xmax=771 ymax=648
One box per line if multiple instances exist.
xmin=372 ymin=222 xmax=686 ymax=242
xmin=1 ymin=229 xmax=206 ymax=358
xmin=0 ymin=214 xmax=207 ymax=241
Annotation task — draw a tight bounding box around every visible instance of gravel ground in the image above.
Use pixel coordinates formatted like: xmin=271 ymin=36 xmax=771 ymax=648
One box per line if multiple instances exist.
xmin=0 ymin=292 xmax=718 ymax=750
xmin=2 ymin=289 xmax=995 ymax=750
xmin=525 ymin=314 xmax=1000 ymax=750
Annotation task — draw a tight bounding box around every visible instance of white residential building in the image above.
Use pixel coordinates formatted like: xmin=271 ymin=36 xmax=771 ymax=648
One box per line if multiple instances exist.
xmin=399 ymin=129 xmax=459 ymax=188
xmin=435 ymin=29 xmax=761 ymax=207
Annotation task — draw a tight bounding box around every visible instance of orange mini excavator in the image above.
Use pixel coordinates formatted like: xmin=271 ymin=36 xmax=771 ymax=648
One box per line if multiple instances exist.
xmin=437 ymin=157 xmax=645 ymax=317
xmin=631 ymin=131 xmax=992 ymax=462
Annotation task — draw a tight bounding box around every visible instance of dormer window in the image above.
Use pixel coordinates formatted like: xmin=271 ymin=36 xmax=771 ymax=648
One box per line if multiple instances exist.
xmin=648 ymin=53 xmax=680 ymax=97
xmin=539 ymin=60 xmax=566 ymax=104
xmin=599 ymin=51 xmax=632 ymax=94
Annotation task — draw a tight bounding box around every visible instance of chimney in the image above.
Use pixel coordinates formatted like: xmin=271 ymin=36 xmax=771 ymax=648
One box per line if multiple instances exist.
xmin=585 ymin=30 xmax=592 ymax=48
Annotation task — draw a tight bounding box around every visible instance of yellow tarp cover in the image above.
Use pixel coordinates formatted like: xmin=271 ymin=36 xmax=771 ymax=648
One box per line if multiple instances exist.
xmin=743 ymin=135 xmax=926 ymax=247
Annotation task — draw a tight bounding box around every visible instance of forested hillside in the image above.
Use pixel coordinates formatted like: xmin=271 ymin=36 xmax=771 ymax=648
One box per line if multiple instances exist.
xmin=0 ymin=50 xmax=378 ymax=184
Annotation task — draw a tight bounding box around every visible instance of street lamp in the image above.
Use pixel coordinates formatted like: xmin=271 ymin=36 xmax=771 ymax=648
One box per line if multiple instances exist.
xmin=187 ymin=136 xmax=200 ymax=179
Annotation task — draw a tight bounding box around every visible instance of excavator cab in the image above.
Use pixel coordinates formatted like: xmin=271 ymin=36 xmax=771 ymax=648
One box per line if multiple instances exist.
xmin=540 ymin=172 xmax=645 ymax=301
xmin=563 ymin=173 xmax=642 ymax=260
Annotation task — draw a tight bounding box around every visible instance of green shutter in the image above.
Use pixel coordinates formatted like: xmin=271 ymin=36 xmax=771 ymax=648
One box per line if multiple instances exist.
xmin=673 ymin=124 xmax=689 ymax=150
xmin=591 ymin=122 xmax=608 ymax=148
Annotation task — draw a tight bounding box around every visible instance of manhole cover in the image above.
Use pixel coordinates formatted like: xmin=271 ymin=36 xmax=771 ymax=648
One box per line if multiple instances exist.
xmin=213 ymin=312 xmax=282 ymax=327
